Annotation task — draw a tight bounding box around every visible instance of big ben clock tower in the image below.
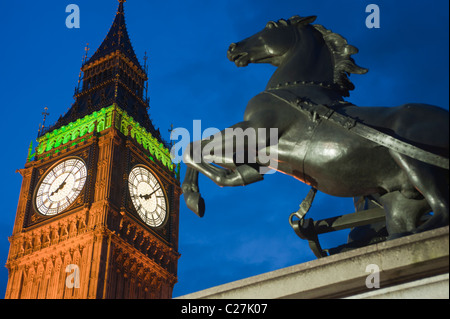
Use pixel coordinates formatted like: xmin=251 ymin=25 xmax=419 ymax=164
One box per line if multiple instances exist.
xmin=5 ymin=0 xmax=181 ymax=299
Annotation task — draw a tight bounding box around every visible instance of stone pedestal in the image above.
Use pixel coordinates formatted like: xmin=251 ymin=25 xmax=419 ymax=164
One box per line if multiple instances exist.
xmin=178 ymin=226 xmax=449 ymax=299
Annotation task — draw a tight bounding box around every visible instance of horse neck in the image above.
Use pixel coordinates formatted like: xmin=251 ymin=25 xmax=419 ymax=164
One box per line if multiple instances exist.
xmin=265 ymin=27 xmax=343 ymax=104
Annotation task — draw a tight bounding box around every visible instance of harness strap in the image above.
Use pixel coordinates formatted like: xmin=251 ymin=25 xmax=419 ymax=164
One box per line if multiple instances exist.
xmin=265 ymin=90 xmax=449 ymax=170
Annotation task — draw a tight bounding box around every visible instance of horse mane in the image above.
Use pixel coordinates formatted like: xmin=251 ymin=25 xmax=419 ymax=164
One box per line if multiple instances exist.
xmin=311 ymin=24 xmax=368 ymax=96
xmin=286 ymin=16 xmax=369 ymax=97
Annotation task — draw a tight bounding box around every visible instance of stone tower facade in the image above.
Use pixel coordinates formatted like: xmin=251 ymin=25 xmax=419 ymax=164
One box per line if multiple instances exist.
xmin=5 ymin=1 xmax=181 ymax=299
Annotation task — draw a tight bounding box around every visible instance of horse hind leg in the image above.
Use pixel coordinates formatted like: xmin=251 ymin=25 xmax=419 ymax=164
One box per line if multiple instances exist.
xmin=389 ymin=150 xmax=449 ymax=234
xmin=379 ymin=191 xmax=430 ymax=237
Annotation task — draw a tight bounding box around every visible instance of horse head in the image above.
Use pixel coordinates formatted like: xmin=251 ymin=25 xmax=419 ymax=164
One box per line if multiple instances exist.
xmin=227 ymin=15 xmax=317 ymax=68
xmin=227 ymin=15 xmax=368 ymax=97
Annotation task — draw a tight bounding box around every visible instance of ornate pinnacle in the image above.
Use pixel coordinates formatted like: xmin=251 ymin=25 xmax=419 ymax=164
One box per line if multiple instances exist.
xmin=38 ymin=106 xmax=50 ymax=135
xmin=118 ymin=0 xmax=126 ymax=13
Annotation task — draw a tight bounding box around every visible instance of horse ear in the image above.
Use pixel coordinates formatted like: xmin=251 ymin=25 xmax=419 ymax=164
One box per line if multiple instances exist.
xmin=300 ymin=15 xmax=317 ymax=24
xmin=291 ymin=15 xmax=317 ymax=25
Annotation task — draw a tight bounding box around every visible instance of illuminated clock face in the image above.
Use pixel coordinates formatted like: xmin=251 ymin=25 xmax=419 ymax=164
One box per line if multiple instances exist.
xmin=128 ymin=166 xmax=168 ymax=227
xmin=35 ymin=158 xmax=87 ymax=216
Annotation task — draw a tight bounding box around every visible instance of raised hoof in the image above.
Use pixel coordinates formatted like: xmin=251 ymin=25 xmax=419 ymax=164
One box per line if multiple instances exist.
xmin=184 ymin=191 xmax=205 ymax=218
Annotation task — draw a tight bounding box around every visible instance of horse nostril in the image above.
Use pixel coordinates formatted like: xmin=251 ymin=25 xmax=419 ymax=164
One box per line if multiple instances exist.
xmin=228 ymin=43 xmax=237 ymax=52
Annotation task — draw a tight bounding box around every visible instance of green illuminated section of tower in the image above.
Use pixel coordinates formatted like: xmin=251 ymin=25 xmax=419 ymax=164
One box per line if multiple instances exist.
xmin=33 ymin=105 xmax=175 ymax=174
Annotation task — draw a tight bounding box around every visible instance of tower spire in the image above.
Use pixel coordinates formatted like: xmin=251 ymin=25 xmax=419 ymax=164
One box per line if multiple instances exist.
xmin=42 ymin=0 xmax=166 ymax=147
xmin=84 ymin=0 xmax=141 ymax=70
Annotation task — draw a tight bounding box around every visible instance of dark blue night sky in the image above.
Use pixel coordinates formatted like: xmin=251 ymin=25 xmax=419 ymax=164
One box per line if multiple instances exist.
xmin=0 ymin=0 xmax=448 ymax=298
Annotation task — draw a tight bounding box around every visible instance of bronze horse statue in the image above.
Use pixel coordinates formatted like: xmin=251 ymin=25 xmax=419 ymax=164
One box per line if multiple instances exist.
xmin=182 ymin=15 xmax=449 ymax=243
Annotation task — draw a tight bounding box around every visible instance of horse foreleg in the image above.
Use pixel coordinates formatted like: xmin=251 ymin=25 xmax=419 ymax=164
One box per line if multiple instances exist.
xmin=183 ymin=123 xmax=265 ymax=187
xmin=181 ymin=167 xmax=206 ymax=217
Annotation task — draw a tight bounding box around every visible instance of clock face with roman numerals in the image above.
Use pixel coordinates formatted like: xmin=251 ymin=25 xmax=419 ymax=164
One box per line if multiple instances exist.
xmin=34 ymin=158 xmax=87 ymax=216
xmin=128 ymin=165 xmax=168 ymax=228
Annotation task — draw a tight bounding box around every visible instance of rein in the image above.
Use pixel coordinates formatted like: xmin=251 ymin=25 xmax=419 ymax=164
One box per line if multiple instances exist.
xmin=264 ymin=88 xmax=450 ymax=170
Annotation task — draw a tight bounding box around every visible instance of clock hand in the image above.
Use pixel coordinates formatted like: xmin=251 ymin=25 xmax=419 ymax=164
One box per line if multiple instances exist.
xmin=139 ymin=187 xmax=161 ymax=200
xmin=51 ymin=163 xmax=78 ymax=197
xmin=139 ymin=193 xmax=151 ymax=200
xmin=50 ymin=181 xmax=66 ymax=196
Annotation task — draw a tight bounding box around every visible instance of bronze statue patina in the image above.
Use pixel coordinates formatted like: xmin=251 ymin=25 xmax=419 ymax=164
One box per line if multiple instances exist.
xmin=182 ymin=16 xmax=449 ymax=254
